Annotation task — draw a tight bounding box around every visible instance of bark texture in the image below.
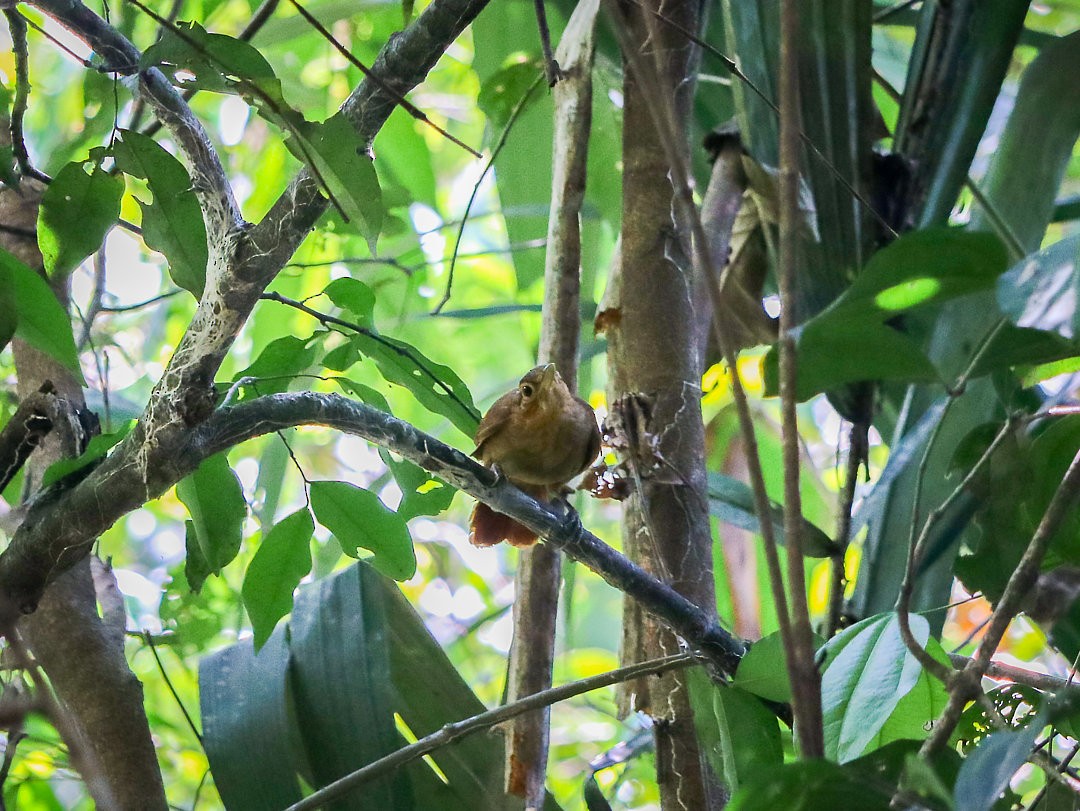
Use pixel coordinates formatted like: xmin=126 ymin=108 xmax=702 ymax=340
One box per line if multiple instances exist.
xmin=605 ymin=0 xmax=719 ymax=806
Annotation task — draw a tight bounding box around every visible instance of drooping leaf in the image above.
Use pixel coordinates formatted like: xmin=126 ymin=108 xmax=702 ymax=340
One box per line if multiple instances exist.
xmin=200 ymin=628 xmax=303 ymax=809
xmin=0 ymin=259 xmax=19 ymax=355
xmin=708 ymin=472 xmax=837 ymax=557
xmin=176 ymin=452 xmax=247 ymax=590
xmin=40 ymin=422 xmax=134 ymax=488
xmin=477 ymin=56 xmax=545 ymax=131
xmin=310 ymin=480 xmax=416 ymax=580
xmin=820 ymin=612 xmax=931 ymax=763
xmin=688 ymin=668 xmax=782 ymax=794
xmin=1 ymin=248 xmax=84 ymax=382
xmin=113 ymin=129 xmax=209 ymax=296
xmin=381 ymin=451 xmax=455 ymax=522
xmin=143 ymin=23 xmax=383 ymax=247
xmin=242 ymin=509 xmax=314 ymax=650
xmin=352 ymin=331 xmax=479 ymax=436
xmin=37 ymin=156 xmax=123 ymax=279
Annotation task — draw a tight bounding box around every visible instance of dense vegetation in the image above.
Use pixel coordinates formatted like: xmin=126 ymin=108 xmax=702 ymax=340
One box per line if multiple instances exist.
xmin=2 ymin=0 xmax=1080 ymax=808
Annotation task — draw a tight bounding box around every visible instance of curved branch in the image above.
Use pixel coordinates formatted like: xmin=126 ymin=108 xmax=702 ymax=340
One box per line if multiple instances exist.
xmin=0 ymin=393 xmax=747 ymax=678
xmin=31 ymin=0 xmax=242 ymax=239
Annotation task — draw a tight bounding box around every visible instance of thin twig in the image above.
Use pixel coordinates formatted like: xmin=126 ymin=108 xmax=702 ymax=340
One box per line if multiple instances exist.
xmin=140 ymin=631 xmax=203 ymax=745
xmin=3 ymin=9 xmax=48 ymax=182
xmin=283 ymin=652 xmax=695 ymax=811
xmin=777 ymin=0 xmax=824 ymax=757
xmin=532 ymin=0 xmax=562 ymax=86
xmin=432 ymin=74 xmax=544 ymax=313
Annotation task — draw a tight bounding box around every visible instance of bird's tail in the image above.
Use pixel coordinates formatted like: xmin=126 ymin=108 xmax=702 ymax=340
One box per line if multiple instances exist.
xmin=469 ymin=485 xmax=548 ymax=548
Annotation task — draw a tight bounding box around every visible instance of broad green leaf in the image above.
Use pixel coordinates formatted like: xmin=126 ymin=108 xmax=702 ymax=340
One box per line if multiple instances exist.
xmin=310 ymin=480 xmax=416 ymax=580
xmin=321 ymin=338 xmax=361 ymax=372
xmin=820 ymin=613 xmax=930 ymax=763
xmin=291 ymin=113 xmax=383 ymax=249
xmin=953 ymin=711 xmax=1043 ymax=811
xmin=37 ymin=157 xmax=122 ymax=278
xmin=141 ymin=21 xmax=282 ymax=97
xmin=324 ymin=277 xmax=375 ymax=327
xmin=352 ymin=331 xmax=479 ymax=436
xmin=733 ymin=630 xmax=791 ymax=703
xmin=184 ymin=519 xmax=213 ymax=594
xmin=233 ymin=334 xmax=318 ymax=395
xmin=113 ymin=129 xmax=208 ymax=296
xmin=242 ymin=509 xmax=314 ymax=650
xmin=1 ymin=248 xmax=84 ymax=381
xmin=688 ymin=668 xmax=781 ymax=794
xmin=40 ymin=422 xmax=133 ymax=488
xmin=176 ymin=452 xmax=247 ymax=589
xmin=708 ymin=472 xmax=837 ymax=557
xmin=200 ymin=628 xmax=303 ymax=809
xmin=0 ymin=257 xmax=17 ymax=353
xmin=864 ymin=637 xmax=951 ymax=752
xmin=727 ymin=759 xmax=892 ymax=811
xmin=996 ymin=235 xmax=1080 ymax=340
xmin=969 ymin=31 xmax=1080 ymax=253
xmin=382 ymin=450 xmax=455 ymax=521
xmin=287 ymin=564 xmax=404 ymax=807
xmin=764 ymin=230 xmax=1008 ymax=399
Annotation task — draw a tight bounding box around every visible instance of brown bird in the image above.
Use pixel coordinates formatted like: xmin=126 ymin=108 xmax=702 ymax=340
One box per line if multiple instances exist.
xmin=469 ymin=364 xmax=601 ymax=547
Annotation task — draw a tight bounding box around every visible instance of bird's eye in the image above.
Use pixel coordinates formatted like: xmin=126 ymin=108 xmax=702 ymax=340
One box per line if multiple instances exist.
xmin=521 ymin=384 xmax=534 ymax=397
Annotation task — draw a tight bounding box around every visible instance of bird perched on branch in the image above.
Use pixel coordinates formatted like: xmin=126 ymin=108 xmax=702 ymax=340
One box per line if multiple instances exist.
xmin=469 ymin=364 xmax=601 ymax=547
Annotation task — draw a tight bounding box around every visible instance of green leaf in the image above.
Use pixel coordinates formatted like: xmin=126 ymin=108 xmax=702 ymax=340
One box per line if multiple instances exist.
xmin=287 ymin=564 xmax=404 ymax=807
xmin=143 ymin=23 xmax=383 ymax=247
xmin=352 ymin=331 xmax=479 ymax=436
xmin=707 ymin=472 xmax=837 ymax=557
xmin=324 ymin=277 xmax=375 ymax=327
xmin=382 ymin=451 xmax=455 ymax=522
xmin=733 ymin=630 xmax=791 ymax=703
xmin=727 ymin=759 xmax=892 ymax=811
xmin=40 ymin=422 xmax=133 ymax=488
xmin=0 ymin=248 xmax=84 ymax=382
xmin=820 ymin=613 xmax=931 ymax=763
xmin=953 ymin=711 xmax=1043 ymax=811
xmin=764 ymin=230 xmax=1008 ymax=399
xmin=233 ymin=334 xmax=318 ymax=395
xmin=477 ymin=56 xmax=545 ymax=130
xmin=291 ymin=113 xmax=383 ymax=250
xmin=310 ymin=480 xmax=416 ymax=580
xmin=0 ymin=257 xmax=18 ymax=354
xmin=200 ymin=629 xmax=304 ymax=809
xmin=242 ymin=509 xmax=314 ymax=650
xmin=184 ymin=519 xmax=212 ymax=593
xmin=688 ymin=668 xmax=782 ymax=794
xmin=176 ymin=453 xmax=247 ymax=588
xmin=37 ymin=157 xmax=123 ymax=278
xmin=113 ymin=129 xmax=209 ymax=297
xmin=996 ymin=235 xmax=1080 ymax=340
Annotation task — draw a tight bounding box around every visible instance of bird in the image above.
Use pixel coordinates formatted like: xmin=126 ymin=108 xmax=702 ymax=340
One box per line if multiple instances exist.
xmin=469 ymin=364 xmax=601 ymax=547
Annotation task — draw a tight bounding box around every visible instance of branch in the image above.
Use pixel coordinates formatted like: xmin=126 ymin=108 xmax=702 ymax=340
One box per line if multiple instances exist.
xmin=284 ymin=653 xmax=695 ymax=811
xmin=31 ymin=0 xmax=242 ymax=240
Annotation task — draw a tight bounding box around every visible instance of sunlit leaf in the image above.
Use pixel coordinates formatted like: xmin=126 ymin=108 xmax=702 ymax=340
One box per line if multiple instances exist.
xmin=37 ymin=156 xmax=122 ymax=278
xmin=242 ymin=509 xmax=314 ymax=650
xmin=113 ymin=129 xmax=209 ymax=297
xmin=310 ymin=480 xmax=415 ymax=580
